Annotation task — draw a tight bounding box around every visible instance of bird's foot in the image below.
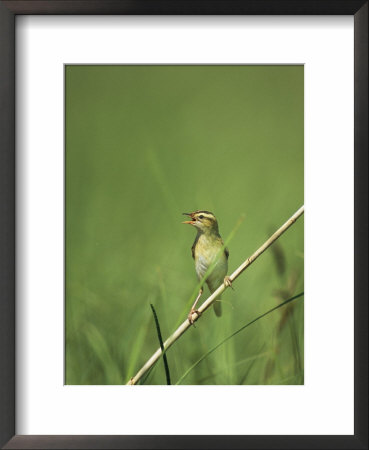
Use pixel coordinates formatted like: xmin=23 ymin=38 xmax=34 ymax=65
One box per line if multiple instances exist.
xmin=188 ymin=309 xmax=201 ymax=325
xmin=224 ymin=276 xmax=234 ymax=290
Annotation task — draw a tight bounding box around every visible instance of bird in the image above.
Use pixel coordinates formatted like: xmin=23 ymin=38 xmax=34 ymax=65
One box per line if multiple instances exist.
xmin=182 ymin=210 xmax=232 ymax=324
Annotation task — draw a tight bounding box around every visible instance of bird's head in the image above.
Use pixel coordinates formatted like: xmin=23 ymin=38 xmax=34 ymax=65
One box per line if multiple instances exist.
xmin=182 ymin=210 xmax=219 ymax=234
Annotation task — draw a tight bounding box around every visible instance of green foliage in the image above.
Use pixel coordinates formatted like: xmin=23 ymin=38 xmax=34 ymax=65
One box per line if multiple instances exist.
xmin=176 ymin=293 xmax=304 ymax=385
xmin=65 ymin=65 xmax=304 ymax=385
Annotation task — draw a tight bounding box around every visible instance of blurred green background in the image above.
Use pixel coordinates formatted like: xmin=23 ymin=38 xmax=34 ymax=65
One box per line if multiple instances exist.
xmin=65 ymin=65 xmax=304 ymax=385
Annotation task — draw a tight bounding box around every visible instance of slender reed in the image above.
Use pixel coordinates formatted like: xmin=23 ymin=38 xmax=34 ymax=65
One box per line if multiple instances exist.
xmin=127 ymin=205 xmax=304 ymax=385
xmin=150 ymin=304 xmax=171 ymax=385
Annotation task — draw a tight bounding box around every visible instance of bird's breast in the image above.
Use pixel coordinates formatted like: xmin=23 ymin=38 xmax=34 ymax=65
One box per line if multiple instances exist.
xmin=195 ymin=254 xmax=210 ymax=279
xmin=194 ymin=235 xmax=228 ymax=286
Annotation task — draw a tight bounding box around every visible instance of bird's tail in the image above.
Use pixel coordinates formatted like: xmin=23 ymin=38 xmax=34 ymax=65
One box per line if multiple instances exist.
xmin=213 ymin=300 xmax=222 ymax=317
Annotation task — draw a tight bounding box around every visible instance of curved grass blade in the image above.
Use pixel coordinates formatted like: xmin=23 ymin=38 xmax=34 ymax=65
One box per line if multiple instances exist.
xmin=150 ymin=303 xmax=171 ymax=385
xmin=125 ymin=317 xmax=150 ymax=382
xmin=198 ymin=351 xmax=270 ymax=384
xmin=176 ymin=292 xmax=304 ymax=385
xmin=83 ymin=323 xmax=122 ymax=384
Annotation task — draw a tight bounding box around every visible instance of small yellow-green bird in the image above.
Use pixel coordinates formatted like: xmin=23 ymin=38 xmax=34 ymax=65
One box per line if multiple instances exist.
xmin=183 ymin=210 xmax=231 ymax=324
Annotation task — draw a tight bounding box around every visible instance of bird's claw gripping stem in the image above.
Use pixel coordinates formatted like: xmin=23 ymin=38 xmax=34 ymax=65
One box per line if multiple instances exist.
xmin=224 ymin=276 xmax=234 ymax=289
xmin=188 ymin=288 xmax=203 ymax=325
xmin=188 ymin=309 xmax=201 ymax=325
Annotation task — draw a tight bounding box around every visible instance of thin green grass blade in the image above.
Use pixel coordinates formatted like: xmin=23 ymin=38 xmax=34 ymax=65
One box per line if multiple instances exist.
xmin=83 ymin=323 xmax=122 ymax=385
xmin=150 ymin=303 xmax=171 ymax=385
xmin=274 ymin=371 xmax=304 ymax=385
xmin=289 ymin=311 xmax=302 ymax=375
xmin=176 ymin=292 xmax=304 ymax=385
xmin=198 ymin=351 xmax=270 ymax=384
xmin=125 ymin=315 xmax=150 ymax=382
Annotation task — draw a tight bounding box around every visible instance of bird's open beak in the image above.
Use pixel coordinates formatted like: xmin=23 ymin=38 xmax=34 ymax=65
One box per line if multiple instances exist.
xmin=182 ymin=212 xmax=195 ymax=225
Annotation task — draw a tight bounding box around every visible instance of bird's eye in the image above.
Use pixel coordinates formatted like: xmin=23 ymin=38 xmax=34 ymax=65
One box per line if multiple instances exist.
xmin=199 ymin=215 xmax=204 ymax=219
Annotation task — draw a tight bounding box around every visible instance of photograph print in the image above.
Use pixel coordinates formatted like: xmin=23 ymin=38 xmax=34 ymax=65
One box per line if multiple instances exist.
xmin=65 ymin=65 xmax=304 ymax=385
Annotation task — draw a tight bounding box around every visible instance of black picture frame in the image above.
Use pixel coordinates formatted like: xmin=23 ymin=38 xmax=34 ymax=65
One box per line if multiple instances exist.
xmin=0 ymin=1 xmax=367 ymax=449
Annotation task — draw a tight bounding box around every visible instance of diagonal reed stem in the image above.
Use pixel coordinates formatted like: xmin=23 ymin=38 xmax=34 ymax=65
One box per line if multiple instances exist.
xmin=127 ymin=205 xmax=304 ymax=385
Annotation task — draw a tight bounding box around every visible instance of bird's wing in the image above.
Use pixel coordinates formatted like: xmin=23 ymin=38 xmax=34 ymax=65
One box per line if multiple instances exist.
xmin=191 ymin=234 xmax=199 ymax=259
xmin=220 ymin=237 xmax=229 ymax=259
